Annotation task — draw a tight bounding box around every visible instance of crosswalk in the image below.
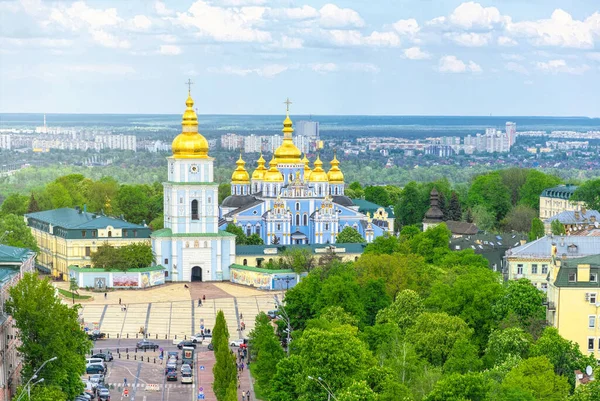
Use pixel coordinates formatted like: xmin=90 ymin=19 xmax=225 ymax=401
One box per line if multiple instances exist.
xmin=106 ymin=382 xmax=195 ymax=389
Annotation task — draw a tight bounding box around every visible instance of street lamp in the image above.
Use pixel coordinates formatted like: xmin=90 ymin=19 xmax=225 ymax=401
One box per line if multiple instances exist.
xmin=274 ymin=295 xmax=292 ymax=357
xmin=307 ymin=375 xmax=338 ymax=401
xmin=0 ymin=230 xmax=12 ymax=244
xmin=16 ymin=356 xmax=56 ymax=401
xmin=28 ymin=378 xmax=44 ymax=400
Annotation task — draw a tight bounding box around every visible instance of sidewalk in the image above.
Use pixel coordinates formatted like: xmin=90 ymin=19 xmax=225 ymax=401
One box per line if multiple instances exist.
xmin=236 ymin=350 xmax=259 ymax=401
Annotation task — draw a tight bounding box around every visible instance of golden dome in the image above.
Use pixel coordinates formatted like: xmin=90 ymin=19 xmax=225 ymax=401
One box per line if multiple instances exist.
xmin=264 ymin=157 xmax=283 ymax=182
xmin=302 ymin=153 xmax=312 ymax=181
xmin=309 ymin=155 xmax=328 ymax=182
xmin=172 ymin=92 xmax=209 ymax=159
xmin=232 ymin=153 xmax=250 ymax=184
xmin=327 ymin=153 xmax=344 ymax=183
xmin=251 ymin=154 xmax=267 ymax=181
xmin=274 ymin=108 xmax=301 ymax=164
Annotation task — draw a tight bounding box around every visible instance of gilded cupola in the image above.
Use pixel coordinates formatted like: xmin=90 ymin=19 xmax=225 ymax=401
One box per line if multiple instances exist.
xmin=251 ymin=154 xmax=267 ymax=181
xmin=302 ymin=153 xmax=312 ymax=181
xmin=274 ymin=98 xmax=302 ymax=164
xmin=309 ymin=154 xmax=329 ymax=182
xmin=172 ymin=90 xmax=209 ymax=159
xmin=231 ymin=153 xmax=250 ymax=184
xmin=263 ymin=157 xmax=284 ymax=182
xmin=327 ymin=152 xmax=344 ymax=183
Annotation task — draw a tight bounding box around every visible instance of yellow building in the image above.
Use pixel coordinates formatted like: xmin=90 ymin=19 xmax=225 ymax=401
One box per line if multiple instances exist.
xmin=25 ymin=207 xmax=151 ymax=279
xmin=235 ymin=243 xmax=365 ymax=268
xmin=548 ymin=254 xmax=600 ymax=359
xmin=539 ymin=184 xmax=584 ymax=219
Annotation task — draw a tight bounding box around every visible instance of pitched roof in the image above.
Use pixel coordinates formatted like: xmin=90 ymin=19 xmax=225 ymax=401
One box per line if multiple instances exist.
xmin=507 ymin=235 xmax=600 ymax=259
xmin=540 ymin=184 xmax=578 ymax=199
xmin=554 ymin=255 xmax=600 ymax=288
xmin=445 ymin=221 xmax=479 ymax=235
xmin=543 ymin=209 xmax=600 ymax=225
xmin=0 ymin=244 xmax=35 ymax=264
xmin=68 ymin=265 xmax=165 ymax=273
xmin=350 ymin=198 xmax=395 ymax=218
xmin=235 ymin=243 xmax=366 ymax=256
xmin=26 ymin=208 xmax=147 ymax=230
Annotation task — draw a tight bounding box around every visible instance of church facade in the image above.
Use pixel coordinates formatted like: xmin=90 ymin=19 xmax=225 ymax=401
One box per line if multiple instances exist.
xmin=219 ymin=105 xmax=393 ymax=245
xmin=151 ymin=91 xmax=235 ymax=282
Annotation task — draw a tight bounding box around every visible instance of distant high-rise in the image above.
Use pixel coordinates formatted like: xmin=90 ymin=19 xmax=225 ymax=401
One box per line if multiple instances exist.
xmin=506 ymin=122 xmax=517 ymax=146
xmin=296 ymin=120 xmax=319 ymax=140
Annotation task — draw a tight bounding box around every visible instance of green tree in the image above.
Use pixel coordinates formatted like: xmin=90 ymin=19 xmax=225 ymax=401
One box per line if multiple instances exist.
xmin=471 ymin=204 xmax=496 ymax=232
xmin=83 ymin=177 xmax=120 ymax=214
xmin=91 ymin=243 xmax=121 ymax=269
xmin=528 ymin=218 xmax=545 ymax=241
xmin=116 ymin=185 xmax=150 ymax=224
xmin=283 ymin=272 xmax=323 ymax=330
xmin=447 ymin=191 xmax=462 ymax=221
xmin=212 ymin=334 xmax=237 ymax=401
xmin=572 ymin=179 xmax=600 ymax=211
xmin=363 ymin=234 xmax=400 ymax=255
xmin=501 ymin=205 xmax=537 ymax=233
xmin=269 ymin=355 xmax=303 ymax=401
xmin=484 ymin=327 xmax=533 ymax=367
xmin=44 ymin=181 xmax=73 ymax=209
xmin=349 ymin=181 xmax=364 ymax=198
xmin=395 ymin=181 xmax=422 ymax=227
xmin=212 ymin=310 xmax=230 ymax=354
xmin=69 ymin=277 xmax=79 ymax=294
xmin=468 ymin=172 xmax=512 ymax=221
xmin=27 ymin=193 xmax=40 ymax=213
xmin=502 ymin=356 xmax=569 ymax=401
xmin=376 ymin=289 xmax=424 ymax=332
xmin=551 ymin=219 xmax=566 ymax=235
xmin=246 ymin=233 xmax=264 ymax=245
xmin=249 ymin=312 xmax=285 ymax=396
xmin=365 ymin=186 xmax=391 ymax=206
xmin=500 ymin=168 xmax=530 ymax=206
xmin=570 ymin=380 xmax=600 ymax=401
xmin=280 ymin=247 xmax=316 ymax=273
xmin=5 ymin=273 xmax=91 ymax=399
xmin=315 ymin=269 xmax=365 ymax=323
xmin=225 ymin=223 xmax=247 ymax=245
xmin=360 ymin=278 xmax=391 ymax=327
xmin=12 ymin=385 xmax=67 ymax=401
xmin=0 ymin=193 xmax=29 ymax=216
xmin=494 ymin=279 xmax=546 ymax=329
xmin=337 ymin=380 xmax=378 ymax=401
xmin=443 ymin=338 xmax=482 ymax=374
xmin=519 ymin=170 xmax=562 ymax=210
xmin=0 ymin=213 xmax=39 ymax=251
xmin=424 ymin=372 xmax=490 ymax=401
xmin=149 ymin=213 xmax=164 ymax=231
xmin=218 ymin=183 xmax=231 ymax=204
xmin=336 ymin=226 xmax=365 ymax=243
xmin=120 ymin=242 xmax=154 ymax=269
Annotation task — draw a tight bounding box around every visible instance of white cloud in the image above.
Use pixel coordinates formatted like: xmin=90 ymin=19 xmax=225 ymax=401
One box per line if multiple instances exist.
xmin=154 ymin=1 xmax=174 ymax=16
xmin=365 ymin=31 xmax=400 ymax=47
xmin=498 ymin=36 xmax=518 ymax=46
xmin=438 ymin=55 xmax=481 ymax=73
xmin=46 ymin=1 xmax=121 ymax=30
xmin=318 ymin=4 xmax=364 ymax=28
xmin=130 ymin=15 xmax=152 ymax=30
xmin=506 ymin=9 xmax=599 ymax=49
xmin=403 ymin=47 xmax=430 ymax=60
xmin=505 ymin=62 xmax=528 ymax=74
xmin=393 ymin=19 xmax=420 ymax=35
xmin=210 ymin=0 xmax=267 ymax=5
xmin=271 ymin=5 xmax=318 ymax=20
xmin=501 ymin=53 xmax=524 ymax=61
xmin=90 ymin=30 xmax=130 ymax=48
xmin=535 ymin=59 xmax=590 ymax=74
xmin=158 ymin=34 xmax=177 ymax=43
xmin=159 ymin=45 xmax=181 ymax=55
xmin=278 ymin=36 xmax=303 ymax=49
xmin=587 ymin=52 xmax=600 ymax=61
xmin=312 ymin=63 xmax=338 ymax=73
xmin=208 ymin=64 xmax=288 ymax=78
xmin=348 ymin=63 xmax=380 ymax=73
xmin=67 ymin=64 xmax=135 ymax=75
xmin=327 ymin=30 xmax=400 ymax=47
xmin=176 ymin=1 xmax=270 ymax=43
xmin=445 ymin=32 xmax=491 ymax=47
xmin=448 ymin=1 xmax=507 ymax=29
xmin=1 ymin=37 xmax=73 ymax=48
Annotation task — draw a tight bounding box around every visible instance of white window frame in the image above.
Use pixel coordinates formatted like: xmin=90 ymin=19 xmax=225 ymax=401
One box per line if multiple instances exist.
xmin=590 ymin=315 xmax=596 ymax=329
xmin=517 ymin=264 xmax=524 ymax=275
xmin=591 ymin=273 xmax=598 ymax=283
xmin=531 ymin=264 xmax=538 ymax=274
xmin=542 ymin=264 xmax=548 ymax=274
xmin=569 ymin=272 xmax=577 ymax=282
xmin=541 ymin=283 xmax=548 ymax=292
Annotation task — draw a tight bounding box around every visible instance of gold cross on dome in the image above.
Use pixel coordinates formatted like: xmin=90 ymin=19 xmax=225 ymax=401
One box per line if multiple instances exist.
xmin=186 ymin=79 xmax=194 ymax=93
xmin=283 ymin=98 xmax=292 ymax=112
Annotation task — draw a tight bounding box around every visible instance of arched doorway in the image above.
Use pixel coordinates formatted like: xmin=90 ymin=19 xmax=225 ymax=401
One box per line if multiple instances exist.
xmin=191 ymin=266 xmax=202 ymax=282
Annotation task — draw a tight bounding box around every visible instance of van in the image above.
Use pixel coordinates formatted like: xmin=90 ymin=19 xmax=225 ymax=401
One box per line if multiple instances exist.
xmin=181 ymin=370 xmax=193 ymax=384
xmin=86 ymin=358 xmax=104 ymax=365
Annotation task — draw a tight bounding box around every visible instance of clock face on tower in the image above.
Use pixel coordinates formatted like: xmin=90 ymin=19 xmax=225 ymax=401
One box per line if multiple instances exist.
xmin=190 ymin=164 xmax=199 ymax=173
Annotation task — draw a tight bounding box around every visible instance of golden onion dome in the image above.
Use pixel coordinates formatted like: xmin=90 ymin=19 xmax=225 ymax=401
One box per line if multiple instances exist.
xmin=274 ymin=107 xmax=302 ymax=164
xmin=302 ymin=153 xmax=312 ymax=181
xmin=327 ymin=153 xmax=344 ymax=183
xmin=309 ymin=155 xmax=329 ymax=182
xmin=251 ymin=154 xmax=267 ymax=181
xmin=231 ymin=153 xmax=250 ymax=184
xmin=172 ymin=92 xmax=210 ymax=159
xmin=263 ymin=157 xmax=284 ymax=182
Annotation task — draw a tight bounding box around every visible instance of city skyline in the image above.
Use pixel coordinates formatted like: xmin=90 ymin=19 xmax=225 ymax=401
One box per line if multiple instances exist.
xmin=1 ymin=0 xmax=600 ymax=116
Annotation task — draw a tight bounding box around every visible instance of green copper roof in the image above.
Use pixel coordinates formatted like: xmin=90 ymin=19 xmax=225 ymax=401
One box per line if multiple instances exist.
xmin=68 ymin=265 xmax=165 ymax=273
xmin=151 ymin=228 xmax=236 ymax=238
xmin=230 ymin=264 xmax=294 ymax=274
xmin=235 ymin=243 xmax=366 ymax=255
xmin=350 ymin=198 xmax=395 ymax=218
xmin=26 ymin=208 xmax=147 ymax=230
xmin=0 ymin=244 xmax=35 ymax=264
xmin=554 ymin=255 xmax=600 ymax=288
xmin=540 ymin=184 xmax=578 ymax=199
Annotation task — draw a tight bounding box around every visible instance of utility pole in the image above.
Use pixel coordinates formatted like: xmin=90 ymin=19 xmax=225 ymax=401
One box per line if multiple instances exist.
xmin=273 ymin=295 xmax=292 ymax=357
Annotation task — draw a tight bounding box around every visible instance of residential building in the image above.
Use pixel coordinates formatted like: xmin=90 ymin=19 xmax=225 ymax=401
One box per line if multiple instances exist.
xmin=424 ymin=145 xmax=456 ymax=157
xmin=544 ymin=208 xmax=600 ymax=234
xmin=539 ymin=184 xmax=584 ymax=219
xmin=547 ymin=255 xmax=600 ymax=359
xmin=0 ymin=244 xmax=36 ymax=401
xmin=244 ymin=134 xmax=263 ymax=153
xmin=506 ymin=122 xmax=517 ymax=146
xmin=296 ymin=120 xmax=319 ymax=139
xmin=235 ymin=243 xmax=366 ymax=268
xmin=505 ymin=235 xmax=600 ymax=291
xmin=220 ymin=133 xmax=243 ymax=150
xmin=0 ymin=135 xmax=11 ymax=150
xmin=25 ymin=207 xmax=151 ymax=279
xmin=451 ymin=232 xmax=527 ymax=273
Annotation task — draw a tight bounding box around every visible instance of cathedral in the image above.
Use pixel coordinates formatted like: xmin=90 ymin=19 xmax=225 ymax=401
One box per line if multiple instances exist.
xmin=151 ymin=90 xmax=235 ymax=282
xmin=219 ymin=104 xmax=393 ymax=245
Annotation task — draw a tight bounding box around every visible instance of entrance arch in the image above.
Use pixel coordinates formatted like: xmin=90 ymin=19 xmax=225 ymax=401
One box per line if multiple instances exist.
xmin=191 ymin=266 xmax=202 ymax=282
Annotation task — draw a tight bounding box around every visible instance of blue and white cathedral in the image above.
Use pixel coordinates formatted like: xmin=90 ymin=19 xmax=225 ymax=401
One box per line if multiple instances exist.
xmin=219 ymin=104 xmax=393 ymax=245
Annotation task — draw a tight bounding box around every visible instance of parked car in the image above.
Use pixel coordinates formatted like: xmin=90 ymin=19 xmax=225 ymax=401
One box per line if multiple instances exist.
xmin=267 ymin=310 xmax=279 ymax=320
xmin=86 ymin=365 xmax=105 ymax=374
xmin=91 ymin=352 xmax=113 ymax=362
xmin=88 ymin=374 xmax=104 ymax=389
xmin=181 ymin=364 xmax=192 ymax=372
xmin=97 ymin=386 xmax=110 ymax=401
xmin=191 ymin=332 xmax=212 ymax=343
xmin=136 ymin=340 xmax=159 ymax=351
xmin=177 ymin=340 xmax=196 ymax=349
xmin=78 ymin=393 xmax=92 ymax=401
xmin=165 ymin=363 xmax=177 ymax=375
xmin=88 ymin=330 xmax=106 ymax=341
xmin=229 ymin=339 xmax=245 ymax=347
xmin=166 ymin=370 xmax=178 ymax=381
xmin=167 ymin=351 xmax=178 ymax=360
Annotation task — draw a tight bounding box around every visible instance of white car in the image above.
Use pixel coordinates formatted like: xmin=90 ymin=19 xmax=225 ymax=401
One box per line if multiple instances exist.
xmin=230 ymin=339 xmax=245 ymax=347
xmin=191 ymin=332 xmax=211 ymax=343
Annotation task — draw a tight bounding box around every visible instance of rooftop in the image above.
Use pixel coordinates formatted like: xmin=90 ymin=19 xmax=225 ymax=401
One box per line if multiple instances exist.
xmin=68 ymin=265 xmax=165 ymax=273
xmin=151 ymin=228 xmax=236 ymax=238
xmin=540 ymin=184 xmax=578 ymax=199
xmin=507 ymin=235 xmax=600 ymax=259
xmin=230 ymin=264 xmax=294 ymax=274
xmin=0 ymin=244 xmax=35 ymax=264
xmin=350 ymin=198 xmax=395 ymax=218
xmin=554 ymin=255 xmax=600 ymax=288
xmin=235 ymin=242 xmax=366 ymax=256
xmin=26 ymin=208 xmax=147 ymax=230
xmin=445 ymin=221 xmax=479 ymax=235
xmin=544 ymin=209 xmax=600 ymax=225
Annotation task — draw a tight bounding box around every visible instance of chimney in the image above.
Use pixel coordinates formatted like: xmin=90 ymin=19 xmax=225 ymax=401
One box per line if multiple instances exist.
xmin=574 ymin=210 xmax=580 ymax=220
xmin=520 ymin=239 xmax=527 ymax=245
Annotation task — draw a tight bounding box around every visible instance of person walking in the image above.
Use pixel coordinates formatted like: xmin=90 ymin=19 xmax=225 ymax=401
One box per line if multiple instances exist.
xmin=247 ymin=391 xmax=250 ymax=401
xmin=242 ymin=390 xmax=246 ymax=399
xmin=202 ymin=294 xmax=206 ymax=301
xmin=104 ymin=292 xmax=107 ymax=299
xmin=119 ymin=298 xmax=121 ymax=305
xmin=239 ymin=313 xmax=243 ymax=320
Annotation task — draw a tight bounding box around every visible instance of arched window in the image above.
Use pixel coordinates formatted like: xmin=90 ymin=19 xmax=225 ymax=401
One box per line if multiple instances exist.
xmin=318 ymin=186 xmax=322 ymax=196
xmin=256 ymin=225 xmax=261 ymax=237
xmin=243 ymin=259 xmax=248 ymax=266
xmin=246 ymin=225 xmax=252 ymax=236
xmin=295 ymin=214 xmax=300 ymax=226
xmin=325 ymin=223 xmax=329 ymax=231
xmin=289 ymin=173 xmax=293 ymax=182
xmin=303 ymin=213 xmax=308 ymax=225
xmin=191 ymin=200 xmax=199 ymax=220
xmin=295 ymin=202 xmax=300 ymax=211
xmin=108 ymin=230 xmax=112 ymax=237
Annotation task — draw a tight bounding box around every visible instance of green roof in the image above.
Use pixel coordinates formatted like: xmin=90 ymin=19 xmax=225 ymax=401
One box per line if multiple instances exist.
xmin=541 ymin=184 xmax=578 ymax=200
xmin=68 ymin=265 xmax=165 ymax=273
xmin=230 ymin=264 xmax=294 ymax=274
xmin=151 ymin=228 xmax=236 ymax=238
xmin=235 ymin=243 xmax=366 ymax=256
xmin=555 ymin=255 xmax=600 ymax=288
xmin=0 ymin=244 xmax=35 ymax=264
xmin=0 ymin=267 xmax=19 ymax=286
xmin=350 ymin=198 xmax=395 ymax=218
xmin=165 ymin=182 xmax=218 ymax=186
xmin=26 ymin=208 xmax=148 ymax=230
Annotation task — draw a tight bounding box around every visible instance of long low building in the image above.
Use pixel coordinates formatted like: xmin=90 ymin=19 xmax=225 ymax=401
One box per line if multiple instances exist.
xmin=235 ymin=243 xmax=366 ymax=268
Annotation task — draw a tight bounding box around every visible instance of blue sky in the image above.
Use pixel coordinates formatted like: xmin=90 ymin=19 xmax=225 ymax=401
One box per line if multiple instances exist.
xmin=0 ymin=0 xmax=599 ymax=116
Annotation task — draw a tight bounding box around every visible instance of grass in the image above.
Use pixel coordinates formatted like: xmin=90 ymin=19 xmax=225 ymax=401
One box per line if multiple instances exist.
xmin=57 ymin=288 xmax=92 ymax=300
xmin=248 ymin=363 xmax=267 ymax=401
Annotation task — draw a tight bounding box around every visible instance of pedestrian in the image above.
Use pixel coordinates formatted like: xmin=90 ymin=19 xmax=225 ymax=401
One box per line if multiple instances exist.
xmin=198 ymin=299 xmax=201 ymax=306
xmin=202 ymin=294 xmax=206 ymax=301
xmin=124 ymin=378 xmax=127 ymax=387
xmin=241 ymin=363 xmax=244 ymax=372
xmin=240 ymin=313 xmax=243 ymax=320
xmin=247 ymin=392 xmax=250 ymax=401
xmin=104 ymin=292 xmax=107 ymax=299
xmin=242 ymin=391 xmax=246 ymax=399
xmin=119 ymin=298 xmax=121 ymax=305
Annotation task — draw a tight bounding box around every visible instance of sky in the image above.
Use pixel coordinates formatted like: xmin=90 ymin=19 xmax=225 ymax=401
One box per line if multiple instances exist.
xmin=0 ymin=0 xmax=599 ymax=116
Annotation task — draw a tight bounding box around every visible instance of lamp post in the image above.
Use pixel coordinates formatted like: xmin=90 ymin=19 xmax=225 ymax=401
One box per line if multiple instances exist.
xmin=28 ymin=378 xmax=44 ymax=400
xmin=273 ymin=295 xmax=292 ymax=357
xmin=307 ymin=375 xmax=338 ymax=401
xmin=16 ymin=356 xmax=56 ymax=401
xmin=0 ymin=230 xmax=12 ymax=244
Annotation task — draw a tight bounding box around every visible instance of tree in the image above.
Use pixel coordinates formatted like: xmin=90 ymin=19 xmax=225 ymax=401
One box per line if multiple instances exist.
xmin=283 ymin=273 xmax=323 ymax=331
xmin=0 ymin=193 xmax=28 ymax=216
xmin=551 ymin=219 xmax=566 ymax=235
xmin=376 ymin=289 xmax=424 ymax=331
xmin=360 ymin=279 xmax=391 ymax=327
xmin=443 ymin=338 xmax=482 ymax=374
xmin=280 ymin=247 xmax=316 ymax=273
xmin=225 ymin=223 xmax=247 ymax=245
xmin=468 ymin=173 xmax=512 ymax=222
xmin=337 ymin=226 xmax=365 ymax=243
xmin=395 ymin=182 xmax=423 ymax=227
xmin=502 ymin=356 xmax=569 ymax=401
xmin=44 ymin=181 xmax=73 ymax=209
xmin=116 ymin=185 xmax=150 ymax=224
xmin=149 ymin=213 xmax=164 ymax=231
xmin=494 ymin=279 xmax=546 ymax=329
xmin=570 ymin=380 xmax=600 ymax=401
xmin=12 ymin=385 xmax=67 ymax=401
xmin=90 ymin=242 xmax=153 ymax=270
xmin=485 ymin=327 xmax=533 ymax=367
xmin=363 ymin=234 xmax=400 ymax=255
xmin=212 ymin=334 xmax=237 ymax=401
xmin=519 ymin=170 xmax=561 ymax=210
xmin=447 ymin=191 xmax=462 ymax=221
xmin=424 ymin=372 xmax=490 ymax=401
xmin=249 ymin=312 xmax=285 ymax=396
xmin=572 ymin=179 xmax=600 ymax=211
xmin=0 ymin=213 xmax=39 ymax=251
xmin=471 ymin=205 xmax=496 ymax=232
xmin=5 ymin=273 xmax=91 ymax=399
xmin=218 ymin=183 xmax=231 ymax=204
xmin=337 ymin=380 xmax=378 ymax=401
xmin=269 ymin=355 xmax=303 ymax=401
xmin=501 ymin=205 xmax=537 ymax=233
xmin=365 ymin=186 xmax=391 ymax=206
xmin=528 ymin=218 xmax=545 ymax=241
xmin=212 ymin=310 xmax=230 ymax=354
xmin=246 ymin=233 xmax=264 ymax=245
xmin=438 ymin=190 xmax=448 ymax=220
xmin=27 ymin=193 xmax=40 ymax=213
xmin=91 ymin=243 xmax=120 ymax=269
xmin=500 ymin=168 xmax=530 ymax=206
xmin=83 ymin=176 xmax=120 ymax=214
xmin=315 ymin=269 xmax=365 ymax=323
xmin=349 ymin=182 xmax=364 ymax=198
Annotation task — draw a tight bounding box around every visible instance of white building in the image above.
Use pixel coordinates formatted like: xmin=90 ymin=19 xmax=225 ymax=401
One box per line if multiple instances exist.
xmin=296 ymin=120 xmax=319 ymax=139
xmin=506 ymin=122 xmax=517 ymax=146
xmin=220 ymin=133 xmax=243 ymax=150
xmin=0 ymin=134 xmax=11 ymax=150
xmin=244 ymin=134 xmax=262 ymax=153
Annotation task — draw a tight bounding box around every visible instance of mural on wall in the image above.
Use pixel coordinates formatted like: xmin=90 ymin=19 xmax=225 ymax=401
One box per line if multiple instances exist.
xmin=140 ymin=270 xmax=165 ymax=288
xmin=230 ymin=269 xmax=272 ymax=290
xmin=113 ymin=273 xmax=139 ymax=287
